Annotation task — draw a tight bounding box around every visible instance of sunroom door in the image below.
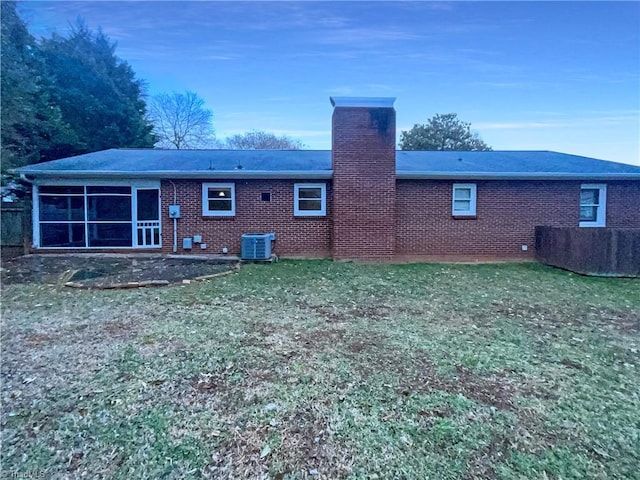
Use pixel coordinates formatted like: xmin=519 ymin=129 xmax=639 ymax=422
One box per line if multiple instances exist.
xmin=135 ymin=189 xmax=161 ymax=247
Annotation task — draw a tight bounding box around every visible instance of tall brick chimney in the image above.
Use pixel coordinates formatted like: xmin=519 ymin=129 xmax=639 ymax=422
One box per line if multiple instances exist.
xmin=330 ymin=97 xmax=396 ymax=260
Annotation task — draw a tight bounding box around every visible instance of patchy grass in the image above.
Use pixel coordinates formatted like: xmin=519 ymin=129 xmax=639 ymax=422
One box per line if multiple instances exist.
xmin=1 ymin=261 xmax=639 ymax=479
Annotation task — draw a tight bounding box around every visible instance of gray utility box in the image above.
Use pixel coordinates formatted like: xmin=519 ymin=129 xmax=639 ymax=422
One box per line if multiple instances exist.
xmin=241 ymin=233 xmax=275 ymax=260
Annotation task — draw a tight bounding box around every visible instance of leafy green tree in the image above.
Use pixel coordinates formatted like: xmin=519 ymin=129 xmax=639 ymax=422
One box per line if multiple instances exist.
xmin=399 ymin=113 xmax=491 ymax=151
xmin=148 ymin=91 xmax=215 ymax=149
xmin=225 ymin=130 xmax=304 ymax=150
xmin=0 ymin=1 xmax=72 ymax=170
xmin=38 ymin=21 xmax=155 ymax=159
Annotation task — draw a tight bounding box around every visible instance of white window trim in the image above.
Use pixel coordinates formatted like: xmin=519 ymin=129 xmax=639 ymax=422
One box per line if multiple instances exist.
xmin=202 ymin=182 xmax=235 ymax=217
xmin=452 ymin=183 xmax=477 ymax=216
xmin=32 ymin=184 xmax=39 ymax=248
xmin=580 ymin=184 xmax=607 ymax=227
xmin=294 ymin=183 xmax=326 ymax=217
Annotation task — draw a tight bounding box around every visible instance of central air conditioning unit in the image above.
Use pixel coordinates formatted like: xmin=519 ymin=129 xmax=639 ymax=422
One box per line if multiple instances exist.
xmin=241 ymin=233 xmax=276 ymax=260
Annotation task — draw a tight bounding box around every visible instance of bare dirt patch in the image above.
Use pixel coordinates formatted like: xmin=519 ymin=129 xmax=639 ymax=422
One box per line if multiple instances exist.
xmin=492 ymin=300 xmax=640 ymax=333
xmin=104 ymin=321 xmax=136 ymax=339
xmin=401 ymin=363 xmax=519 ymax=411
xmin=23 ymin=332 xmax=58 ymax=348
xmin=1 ymin=254 xmax=238 ymax=286
xmin=296 ymin=299 xmax=399 ymax=322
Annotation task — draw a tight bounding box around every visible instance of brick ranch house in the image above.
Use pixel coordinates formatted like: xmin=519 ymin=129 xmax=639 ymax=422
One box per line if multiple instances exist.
xmin=15 ymin=97 xmax=640 ymax=261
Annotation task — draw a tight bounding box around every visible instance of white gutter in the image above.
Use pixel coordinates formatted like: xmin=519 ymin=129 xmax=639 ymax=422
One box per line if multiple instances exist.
xmin=16 ymin=170 xmax=334 ymax=180
xmin=17 ymin=170 xmax=640 ymax=181
xmin=395 ymin=172 xmax=640 ymax=180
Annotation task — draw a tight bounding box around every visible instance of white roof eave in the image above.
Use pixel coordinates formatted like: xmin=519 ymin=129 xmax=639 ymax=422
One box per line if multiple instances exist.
xmin=19 ymin=170 xmax=334 ymax=181
xmin=395 ymin=171 xmax=640 ymax=180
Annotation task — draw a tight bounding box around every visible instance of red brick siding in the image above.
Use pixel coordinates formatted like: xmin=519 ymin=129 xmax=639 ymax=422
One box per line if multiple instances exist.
xmin=331 ymin=106 xmax=396 ymax=259
xmin=396 ymin=179 xmax=640 ymax=258
xmin=30 ymin=178 xmax=639 ymax=259
xmin=160 ymin=179 xmax=331 ymax=257
xmin=607 ymin=181 xmax=640 ymax=227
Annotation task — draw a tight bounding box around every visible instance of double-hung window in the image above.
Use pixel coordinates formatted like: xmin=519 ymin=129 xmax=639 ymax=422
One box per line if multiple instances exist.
xmin=294 ymin=183 xmax=326 ymax=216
xmin=202 ymin=183 xmax=235 ymax=216
xmin=452 ymin=183 xmax=477 ymax=216
xmin=580 ymin=184 xmax=606 ymax=227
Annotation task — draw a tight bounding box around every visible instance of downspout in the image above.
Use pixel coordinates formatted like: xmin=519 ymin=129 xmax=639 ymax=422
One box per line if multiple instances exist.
xmin=168 ymin=179 xmax=178 ymax=253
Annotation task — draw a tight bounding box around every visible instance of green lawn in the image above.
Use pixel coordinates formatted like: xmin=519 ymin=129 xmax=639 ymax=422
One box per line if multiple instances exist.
xmin=1 ymin=261 xmax=639 ymax=479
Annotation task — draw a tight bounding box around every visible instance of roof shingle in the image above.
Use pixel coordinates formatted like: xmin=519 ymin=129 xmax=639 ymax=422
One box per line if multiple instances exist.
xmin=15 ymin=148 xmax=640 ymax=180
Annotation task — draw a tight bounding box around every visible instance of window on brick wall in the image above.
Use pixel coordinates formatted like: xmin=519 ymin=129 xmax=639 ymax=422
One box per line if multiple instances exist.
xmin=580 ymin=184 xmax=606 ymax=227
xmin=202 ymin=183 xmax=235 ymax=216
xmin=452 ymin=183 xmax=477 ymax=216
xmin=294 ymin=183 xmax=326 ymax=216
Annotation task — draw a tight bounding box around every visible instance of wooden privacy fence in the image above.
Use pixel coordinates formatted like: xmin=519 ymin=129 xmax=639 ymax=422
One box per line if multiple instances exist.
xmin=1 ymin=200 xmax=30 ymax=259
xmin=535 ymin=226 xmax=640 ymax=277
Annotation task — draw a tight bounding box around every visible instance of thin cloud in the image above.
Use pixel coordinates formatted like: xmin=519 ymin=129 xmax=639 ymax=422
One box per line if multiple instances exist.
xmin=197 ymin=54 xmax=239 ymax=61
xmin=477 ymin=114 xmax=638 ymax=130
xmin=326 ymin=84 xmax=397 ymax=96
xmin=315 ymin=27 xmax=423 ymax=46
xmin=467 ymin=80 xmax=561 ymax=89
xmin=261 ymin=96 xmax=302 ymax=103
xmin=268 ymin=129 xmax=328 ymax=138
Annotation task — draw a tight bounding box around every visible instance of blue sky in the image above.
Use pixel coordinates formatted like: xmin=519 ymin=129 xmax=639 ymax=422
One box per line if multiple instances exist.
xmin=19 ymin=1 xmax=640 ymax=165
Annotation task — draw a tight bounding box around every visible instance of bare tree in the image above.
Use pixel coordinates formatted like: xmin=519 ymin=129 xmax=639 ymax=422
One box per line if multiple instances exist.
xmin=148 ymin=91 xmax=215 ymax=149
xmin=225 ymin=130 xmax=304 ymax=149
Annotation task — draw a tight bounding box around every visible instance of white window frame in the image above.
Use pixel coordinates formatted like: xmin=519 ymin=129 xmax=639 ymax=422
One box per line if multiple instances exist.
xmin=294 ymin=183 xmax=326 ymax=217
xmin=452 ymin=183 xmax=477 ymax=216
xmin=579 ymin=184 xmax=606 ymax=227
xmin=202 ymin=182 xmax=235 ymax=217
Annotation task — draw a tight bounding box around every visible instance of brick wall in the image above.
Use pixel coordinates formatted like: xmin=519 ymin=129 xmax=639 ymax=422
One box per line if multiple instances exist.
xmin=160 ymin=179 xmax=331 ymax=257
xmin=32 ymin=179 xmax=637 ymax=258
xmin=607 ymin=180 xmax=640 ymax=227
xmin=331 ymin=104 xmax=396 ymax=260
xmin=396 ymin=179 xmax=640 ymax=258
